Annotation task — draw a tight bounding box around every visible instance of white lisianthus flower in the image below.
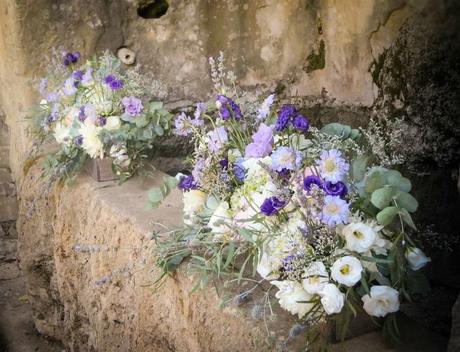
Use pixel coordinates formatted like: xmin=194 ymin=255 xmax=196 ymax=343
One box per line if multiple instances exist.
xmin=53 ymin=121 xmax=71 ymax=144
xmin=331 ymin=256 xmax=363 ymax=287
xmin=318 ymin=283 xmax=344 ymax=315
xmin=342 ymin=222 xmax=377 ymax=253
xmin=362 ymin=285 xmax=400 ymax=317
xmin=104 ymin=116 xmax=121 ymax=130
xmin=405 ymin=247 xmax=431 ymax=271
xmin=80 ymin=122 xmax=104 ymax=158
xmin=302 ymin=261 xmax=329 ymax=294
xmin=182 ymin=190 xmax=207 ymax=225
xmin=208 ymin=202 xmax=233 ymax=240
xmin=271 ymin=280 xmax=313 ymax=319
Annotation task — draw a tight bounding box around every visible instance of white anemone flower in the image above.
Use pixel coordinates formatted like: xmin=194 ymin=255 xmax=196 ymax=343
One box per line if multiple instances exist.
xmin=342 ymin=222 xmax=377 ymax=253
xmin=302 ymin=261 xmax=329 ymax=294
xmin=319 ymin=283 xmax=345 ymax=315
xmin=362 ymin=285 xmax=400 ymax=317
xmin=271 ymin=280 xmax=313 ymax=319
xmin=331 ymin=256 xmax=363 ymax=287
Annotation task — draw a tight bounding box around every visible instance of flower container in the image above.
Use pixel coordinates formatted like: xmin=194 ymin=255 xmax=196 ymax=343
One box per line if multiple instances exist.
xmin=84 ymin=158 xmax=118 ymax=182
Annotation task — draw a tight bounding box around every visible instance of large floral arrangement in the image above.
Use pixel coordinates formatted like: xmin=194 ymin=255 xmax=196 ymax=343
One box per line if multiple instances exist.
xmin=29 ymin=50 xmax=171 ymax=182
xmin=153 ymin=56 xmax=431 ymax=349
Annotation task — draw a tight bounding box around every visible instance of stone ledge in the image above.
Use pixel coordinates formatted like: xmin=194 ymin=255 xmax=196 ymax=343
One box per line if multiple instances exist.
xmin=17 ymin=166 xmax=308 ymax=352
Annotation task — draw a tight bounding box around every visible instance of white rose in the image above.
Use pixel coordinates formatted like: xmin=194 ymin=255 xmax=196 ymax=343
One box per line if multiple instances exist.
xmin=208 ymin=202 xmax=232 ymax=239
xmin=362 ymin=285 xmax=399 ymax=317
xmin=319 ymin=283 xmax=344 ymax=315
xmin=271 ymin=280 xmax=313 ymax=319
xmin=104 ymin=116 xmax=121 ymax=130
xmin=183 ymin=190 xmax=207 ymax=225
xmin=331 ymin=256 xmax=363 ymax=287
xmin=405 ymin=247 xmax=431 ymax=271
xmin=342 ymin=222 xmax=377 ymax=253
xmin=302 ymin=261 xmax=329 ymax=294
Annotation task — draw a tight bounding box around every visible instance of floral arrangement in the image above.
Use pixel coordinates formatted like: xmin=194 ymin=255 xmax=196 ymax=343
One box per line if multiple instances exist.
xmin=153 ymin=55 xmax=431 ymax=350
xmin=29 ymin=49 xmax=171 ymax=182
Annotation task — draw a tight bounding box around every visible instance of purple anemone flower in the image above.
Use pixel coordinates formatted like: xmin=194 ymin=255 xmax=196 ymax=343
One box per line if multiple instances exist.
xmin=303 ymin=175 xmax=322 ymax=191
xmin=104 ymin=75 xmax=124 ymax=90
xmin=260 ymin=196 xmax=286 ymax=216
xmin=178 ymin=175 xmax=197 ymax=191
xmin=219 ymin=158 xmax=229 ymax=170
xmin=323 ymin=181 xmax=348 ymax=198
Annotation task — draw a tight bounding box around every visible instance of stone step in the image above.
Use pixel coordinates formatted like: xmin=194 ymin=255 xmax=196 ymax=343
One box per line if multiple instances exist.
xmin=0 ymin=146 xmax=9 ymax=168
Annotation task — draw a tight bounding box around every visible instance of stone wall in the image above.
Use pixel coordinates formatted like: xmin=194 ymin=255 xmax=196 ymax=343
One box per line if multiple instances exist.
xmin=0 ymin=0 xmax=436 ymax=180
xmin=0 ymin=110 xmax=17 ymax=222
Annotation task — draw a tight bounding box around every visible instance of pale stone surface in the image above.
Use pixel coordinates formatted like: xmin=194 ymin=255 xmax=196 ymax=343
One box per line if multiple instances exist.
xmin=17 ymin=166 xmax=313 ymax=351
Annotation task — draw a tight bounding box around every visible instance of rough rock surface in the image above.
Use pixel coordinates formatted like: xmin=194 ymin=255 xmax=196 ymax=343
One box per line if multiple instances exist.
xmin=18 ymin=167 xmax=311 ymax=351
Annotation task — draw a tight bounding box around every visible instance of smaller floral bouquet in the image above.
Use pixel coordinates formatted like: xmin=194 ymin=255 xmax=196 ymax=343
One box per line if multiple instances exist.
xmin=29 ymin=50 xmax=171 ymax=182
xmin=152 ymin=55 xmax=432 ymax=350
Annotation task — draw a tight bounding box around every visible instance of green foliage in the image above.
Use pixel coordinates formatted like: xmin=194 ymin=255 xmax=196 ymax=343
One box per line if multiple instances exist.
xmin=148 ymin=176 xmax=179 ymax=208
xmin=321 ymin=123 xmax=361 ymax=140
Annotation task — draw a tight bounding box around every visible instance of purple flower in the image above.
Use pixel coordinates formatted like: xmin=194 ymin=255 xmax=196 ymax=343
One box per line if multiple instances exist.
xmin=73 ymin=70 xmax=84 ymax=80
xmin=260 ymin=197 xmax=286 ymax=216
xmin=104 ymin=75 xmax=124 ymax=90
xmin=219 ymin=158 xmax=229 ymax=170
xmin=192 ymin=157 xmax=205 ymax=185
xmin=96 ymin=116 xmax=107 ymax=126
xmin=292 ymin=114 xmax=309 ymax=132
xmin=282 ymin=254 xmax=303 ymax=273
xmin=109 ymin=79 xmax=124 ymax=90
xmin=271 ymin=146 xmax=302 ymax=172
xmin=323 ymin=181 xmax=348 ymax=198
xmin=207 ymin=126 xmax=228 ymax=153
xmin=81 ymin=68 xmax=94 ymax=86
xmin=194 ymin=102 xmax=207 ymax=119
xmin=233 ymin=159 xmax=246 ymax=182
xmin=244 ymin=123 xmax=274 ymax=158
xmin=63 ymin=51 xmax=80 ymax=66
xmin=275 ymin=104 xmax=296 ymax=131
xmin=303 ymin=175 xmax=322 ymax=191
xmin=321 ymin=195 xmax=349 ymax=227
xmin=173 ymin=112 xmax=193 ymax=136
xmin=62 ymin=77 xmax=77 ymax=95
xmin=104 ymin=75 xmax=115 ymax=84
xmin=75 ymin=135 xmax=83 ymax=146
xmin=178 ymin=175 xmax=197 ymax=191
xmin=122 ymin=96 xmax=143 ymax=117
xmin=78 ymin=106 xmax=86 ymax=122
xmin=216 ymin=95 xmax=242 ymax=120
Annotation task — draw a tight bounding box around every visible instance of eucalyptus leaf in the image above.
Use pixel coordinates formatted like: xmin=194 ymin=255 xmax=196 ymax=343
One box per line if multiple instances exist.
xmin=371 ymin=186 xmax=396 ymax=210
xmin=376 ymin=206 xmax=399 ymax=226
xmin=399 ymin=208 xmax=417 ymax=230
xmin=395 ymin=191 xmax=418 ymax=213
xmin=352 ymin=155 xmax=368 ymax=182
xmin=321 ymin=123 xmax=351 ymax=139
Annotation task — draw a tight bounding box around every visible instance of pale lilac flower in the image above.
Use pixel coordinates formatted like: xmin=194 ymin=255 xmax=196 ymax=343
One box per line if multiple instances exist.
xmin=317 ymin=149 xmax=349 ymax=183
xmin=194 ymin=102 xmax=207 ymax=119
xmin=192 ymin=157 xmax=205 ymax=185
xmin=62 ymin=77 xmax=77 ymax=96
xmin=173 ymin=112 xmax=193 ymax=136
xmin=321 ymin=195 xmax=349 ymax=227
xmin=207 ymin=126 xmax=228 ymax=153
xmin=245 ymin=123 xmax=274 ymax=158
xmin=257 ymin=94 xmax=275 ymax=120
xmin=271 ymin=146 xmax=302 ymax=172
xmin=122 ymin=96 xmax=143 ymax=117
xmin=81 ymin=68 xmax=94 ymax=86
xmin=83 ymin=104 xmax=97 ymax=123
